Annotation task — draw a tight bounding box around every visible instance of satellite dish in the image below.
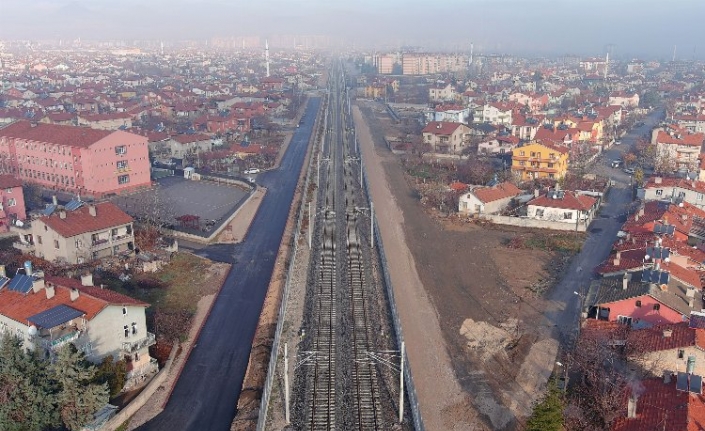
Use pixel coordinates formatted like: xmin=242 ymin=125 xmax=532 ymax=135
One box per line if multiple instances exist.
xmin=28 ymin=325 xmax=38 ymax=336
xmin=14 ymin=220 xmax=23 ymax=227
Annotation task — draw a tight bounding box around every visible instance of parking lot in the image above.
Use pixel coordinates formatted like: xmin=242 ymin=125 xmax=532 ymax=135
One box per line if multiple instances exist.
xmin=111 ymin=176 xmax=250 ymax=233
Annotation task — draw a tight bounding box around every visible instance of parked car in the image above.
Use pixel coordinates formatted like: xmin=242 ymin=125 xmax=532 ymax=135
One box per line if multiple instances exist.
xmin=611 ymin=160 xmax=623 ymax=168
xmin=623 ymin=168 xmax=635 ymax=175
xmin=614 ymin=140 xmax=621 ymax=145
xmin=244 ymin=168 xmax=261 ymax=174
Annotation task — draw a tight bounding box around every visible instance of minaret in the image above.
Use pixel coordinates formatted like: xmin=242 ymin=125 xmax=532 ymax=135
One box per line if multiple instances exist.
xmin=604 ymin=51 xmax=609 ymax=79
xmin=265 ymin=39 xmax=270 ymax=77
xmin=469 ymin=42 xmax=474 ymax=65
xmin=160 ymin=41 xmax=164 ymax=56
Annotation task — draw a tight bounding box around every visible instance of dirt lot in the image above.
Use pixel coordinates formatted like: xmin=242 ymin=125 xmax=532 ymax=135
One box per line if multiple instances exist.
xmin=356 ymin=101 xmax=580 ymax=430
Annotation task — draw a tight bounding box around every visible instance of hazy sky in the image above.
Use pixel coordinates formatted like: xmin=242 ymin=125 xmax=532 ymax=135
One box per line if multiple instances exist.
xmin=2 ymin=0 xmax=704 ymax=58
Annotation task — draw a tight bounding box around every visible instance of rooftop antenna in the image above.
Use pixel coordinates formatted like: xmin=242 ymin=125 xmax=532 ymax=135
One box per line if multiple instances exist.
xmin=265 ymin=39 xmax=270 ymax=77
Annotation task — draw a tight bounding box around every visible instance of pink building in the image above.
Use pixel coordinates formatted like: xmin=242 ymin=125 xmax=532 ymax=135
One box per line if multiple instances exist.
xmin=0 ymin=121 xmax=150 ymax=198
xmin=0 ymin=175 xmax=26 ymax=232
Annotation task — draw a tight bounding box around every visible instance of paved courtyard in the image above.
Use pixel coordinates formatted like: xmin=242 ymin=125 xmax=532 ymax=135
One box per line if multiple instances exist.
xmin=112 ymin=176 xmax=250 ymax=232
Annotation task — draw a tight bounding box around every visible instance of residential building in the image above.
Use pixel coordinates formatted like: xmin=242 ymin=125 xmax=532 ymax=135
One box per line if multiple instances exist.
xmin=511 ymin=141 xmax=569 ymax=181
xmin=477 ymin=135 xmax=520 ymax=156
xmin=477 ymin=102 xmax=515 ymax=125
xmin=526 ymin=189 xmax=597 ymax=224
xmin=14 ymin=201 xmax=134 ymax=264
xmin=421 ymin=121 xmax=471 ymax=154
xmin=425 ymin=105 xmax=471 ymax=125
xmin=363 ymin=83 xmax=387 ymax=100
xmin=673 ymin=114 xmax=705 ymax=134
xmin=0 ymin=175 xmax=25 ymax=233
xmin=458 ymin=182 xmax=521 ymax=215
xmin=0 ymin=121 xmax=150 ymax=198
xmin=608 ymin=92 xmax=640 ymax=108
xmin=629 ymin=322 xmax=705 ymax=378
xmin=373 ymin=54 xmax=396 ymax=74
xmin=402 ymin=53 xmax=467 ymax=75
xmin=428 ymin=83 xmax=457 ymax=103
xmin=638 ymin=177 xmax=705 ymax=209
xmin=652 ymin=127 xmax=705 ymax=172
xmin=0 ymin=269 xmax=156 ymax=382
xmin=77 ymin=112 xmax=133 ymax=130
xmin=166 ymin=134 xmax=216 ymax=159
xmin=611 ymin=377 xmax=705 ymax=431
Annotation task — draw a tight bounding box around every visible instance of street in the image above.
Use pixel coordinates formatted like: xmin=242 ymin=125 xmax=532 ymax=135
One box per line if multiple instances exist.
xmin=138 ymin=98 xmax=321 ymax=431
xmin=546 ymin=108 xmax=666 ymax=343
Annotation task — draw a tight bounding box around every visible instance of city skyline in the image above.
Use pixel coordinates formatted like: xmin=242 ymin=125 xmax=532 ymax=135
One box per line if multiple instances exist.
xmin=1 ymin=0 xmax=704 ymax=59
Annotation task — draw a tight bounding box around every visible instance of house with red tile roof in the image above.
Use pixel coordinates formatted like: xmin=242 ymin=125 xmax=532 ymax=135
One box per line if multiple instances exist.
xmin=421 ymin=121 xmax=471 ymax=154
xmin=166 ymin=133 xmax=217 ymax=159
xmin=15 ymin=201 xmax=134 ymax=264
xmin=612 ymin=377 xmax=705 ymax=431
xmin=0 ymin=269 xmax=155 ymax=382
xmin=639 ymin=177 xmax=705 ymax=210
xmin=652 ymin=127 xmax=705 ymax=172
xmin=0 ymin=175 xmax=25 ymax=233
xmin=527 ymin=189 xmax=597 ymax=224
xmin=458 ymin=182 xmax=522 ymax=215
xmin=608 ymin=92 xmax=640 ymax=108
xmin=628 ymin=322 xmax=705 ymax=378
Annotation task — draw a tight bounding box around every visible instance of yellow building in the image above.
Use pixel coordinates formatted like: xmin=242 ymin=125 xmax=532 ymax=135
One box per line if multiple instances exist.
xmin=511 ymin=141 xmax=569 ymax=181
xmin=363 ymin=84 xmax=387 ymax=100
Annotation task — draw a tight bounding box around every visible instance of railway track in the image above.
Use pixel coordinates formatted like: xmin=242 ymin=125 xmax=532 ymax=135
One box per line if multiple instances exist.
xmin=296 ymin=61 xmax=392 ymax=430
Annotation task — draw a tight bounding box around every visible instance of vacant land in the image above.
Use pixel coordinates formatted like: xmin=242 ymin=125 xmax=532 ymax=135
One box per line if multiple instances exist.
xmin=357 ymin=101 xmax=583 ymax=430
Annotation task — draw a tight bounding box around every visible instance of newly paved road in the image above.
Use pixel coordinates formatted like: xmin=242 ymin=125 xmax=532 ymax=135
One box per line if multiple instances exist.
xmin=139 ymin=97 xmax=321 ymax=431
xmin=546 ymin=108 xmax=666 ymax=343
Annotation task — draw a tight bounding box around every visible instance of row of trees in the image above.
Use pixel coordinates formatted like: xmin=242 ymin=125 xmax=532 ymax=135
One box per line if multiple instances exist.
xmin=0 ymin=334 xmax=119 ymax=431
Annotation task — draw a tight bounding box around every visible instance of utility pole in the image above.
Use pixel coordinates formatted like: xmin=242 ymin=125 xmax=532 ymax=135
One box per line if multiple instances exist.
xmin=308 ymin=202 xmax=312 ymax=248
xmin=284 ymin=343 xmax=290 ymax=423
xmin=399 ymin=341 xmax=405 ymax=423
xmin=370 ymin=202 xmax=375 ymax=249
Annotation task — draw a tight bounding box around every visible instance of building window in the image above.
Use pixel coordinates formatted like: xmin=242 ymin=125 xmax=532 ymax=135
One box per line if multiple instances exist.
xmin=117 ymin=160 xmax=128 ymax=170
xmin=113 ymin=245 xmax=120 ymax=254
xmin=564 ymin=212 xmax=573 ymax=219
xmin=122 ymin=307 xmax=127 ymax=316
xmin=617 ymin=315 xmax=632 ymax=326
xmin=678 ymin=349 xmax=685 ymax=359
xmin=656 ymin=189 xmax=663 ymax=196
xmin=54 ymin=240 xmax=59 ymax=249
xmin=131 ymin=322 xmax=137 ymax=335
xmin=124 ymin=325 xmax=129 ymax=338
xmin=7 ymin=198 xmax=16 ymax=207
xmin=520 ymin=151 xmax=525 ymax=156
xmin=118 ymin=175 xmax=130 ymax=185
xmin=678 ymin=191 xmax=686 ymax=198
xmin=653 ymin=304 xmax=661 ymax=311
xmin=535 ymin=209 xmax=544 ymax=217
xmin=115 ymin=145 xmax=127 ymax=155
xmin=636 ymin=300 xmax=642 ymax=307
xmin=698 ymin=194 xmax=704 ymax=201
xmin=37 ymin=236 xmax=42 ymax=245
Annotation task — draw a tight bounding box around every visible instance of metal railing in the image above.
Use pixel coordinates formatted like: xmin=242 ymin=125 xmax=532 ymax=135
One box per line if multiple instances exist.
xmin=122 ymin=331 xmax=156 ymax=353
xmin=257 ymin=96 xmax=320 ymax=431
xmin=40 ymin=331 xmax=80 ymax=350
xmin=361 ymin=120 xmax=425 ymax=431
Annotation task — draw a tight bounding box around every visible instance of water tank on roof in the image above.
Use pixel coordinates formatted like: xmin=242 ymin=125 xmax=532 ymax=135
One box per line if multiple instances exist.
xmin=24 ymin=261 xmax=32 ymax=276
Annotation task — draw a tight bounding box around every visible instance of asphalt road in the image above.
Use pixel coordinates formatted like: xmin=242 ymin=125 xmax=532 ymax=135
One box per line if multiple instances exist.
xmin=138 ymin=97 xmax=321 ymax=431
xmin=546 ymin=108 xmax=666 ymax=344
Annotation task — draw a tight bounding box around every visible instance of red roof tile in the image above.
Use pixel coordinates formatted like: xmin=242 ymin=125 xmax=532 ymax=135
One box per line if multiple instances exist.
xmin=0 ymin=120 xmax=111 ymax=148
xmin=45 ymin=276 xmax=147 ymax=307
xmin=528 ymin=191 xmax=596 ymax=211
xmin=422 ymin=121 xmax=466 ymax=136
xmin=656 ymin=130 xmax=704 ymax=147
xmin=472 ymin=182 xmax=522 ymax=204
xmin=41 ymin=202 xmax=133 ymax=238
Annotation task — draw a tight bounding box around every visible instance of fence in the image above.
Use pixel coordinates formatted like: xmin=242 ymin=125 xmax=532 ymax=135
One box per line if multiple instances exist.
xmin=482 ymin=214 xmax=589 ymax=232
xmin=256 ymin=96 xmax=323 ymax=431
xmin=361 ymin=136 xmax=425 ymax=430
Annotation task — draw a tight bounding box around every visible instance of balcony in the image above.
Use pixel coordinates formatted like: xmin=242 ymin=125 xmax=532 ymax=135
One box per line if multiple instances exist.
xmin=13 ymin=241 xmax=35 ymax=252
xmin=40 ymin=331 xmax=80 ymax=351
xmin=122 ymin=332 xmax=156 ymax=354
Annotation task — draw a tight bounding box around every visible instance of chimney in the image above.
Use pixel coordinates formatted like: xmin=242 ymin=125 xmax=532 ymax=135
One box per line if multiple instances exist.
xmin=52 ymin=195 xmax=58 ymax=206
xmin=663 ymin=328 xmax=673 ymax=338
xmin=635 ymin=214 xmax=639 ymax=222
xmin=682 ymin=214 xmax=688 ymax=222
xmin=70 ymin=288 xmax=79 ymax=302
xmin=81 ymin=272 xmax=94 ymax=287
xmin=0 ymin=265 xmax=5 ymax=278
xmin=31 ymin=277 xmax=45 ymax=293
xmin=638 ymin=207 xmax=644 ymax=217
xmin=627 ymin=395 xmax=638 ymax=419
xmin=655 ymin=176 xmax=662 ymax=184
xmin=88 ymin=205 xmax=97 ymax=217
xmin=45 ymin=283 xmax=55 ymax=299
xmin=59 ymin=210 xmax=66 ymax=219
xmin=614 ymin=251 xmax=621 ymax=266
xmin=534 ymin=188 xmax=540 ymax=198
xmin=689 ymin=298 xmax=695 ymax=308
xmin=623 ymin=273 xmax=629 ymax=290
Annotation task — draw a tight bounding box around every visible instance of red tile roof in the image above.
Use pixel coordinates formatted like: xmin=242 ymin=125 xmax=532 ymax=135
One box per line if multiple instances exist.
xmin=472 ymin=182 xmax=522 ymax=204
xmin=656 ymin=130 xmax=704 ymax=147
xmin=612 ymin=378 xmax=705 ymax=431
xmin=528 ymin=191 xmax=597 ymax=211
xmin=0 ymin=174 xmax=22 ymax=190
xmin=41 ymin=202 xmax=133 ymax=238
xmin=45 ymin=276 xmax=147 ymax=307
xmin=627 ymin=322 xmax=696 ymax=352
xmin=0 ymin=120 xmax=111 ymax=148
